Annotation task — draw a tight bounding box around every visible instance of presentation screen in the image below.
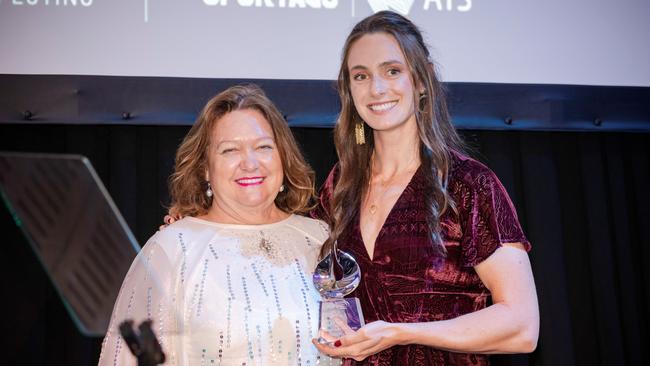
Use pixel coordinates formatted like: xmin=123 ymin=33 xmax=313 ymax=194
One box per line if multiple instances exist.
xmin=1 ymin=0 xmax=649 ymax=86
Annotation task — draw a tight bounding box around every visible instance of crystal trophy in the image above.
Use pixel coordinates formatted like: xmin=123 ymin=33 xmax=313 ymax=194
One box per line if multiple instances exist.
xmin=313 ymin=242 xmax=364 ymax=342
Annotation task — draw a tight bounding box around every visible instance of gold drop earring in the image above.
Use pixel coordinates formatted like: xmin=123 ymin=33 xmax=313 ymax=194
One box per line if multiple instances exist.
xmin=355 ymin=122 xmax=366 ymax=145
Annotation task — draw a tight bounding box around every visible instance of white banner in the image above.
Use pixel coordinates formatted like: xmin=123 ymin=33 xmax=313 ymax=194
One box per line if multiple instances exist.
xmin=1 ymin=0 xmax=648 ymax=86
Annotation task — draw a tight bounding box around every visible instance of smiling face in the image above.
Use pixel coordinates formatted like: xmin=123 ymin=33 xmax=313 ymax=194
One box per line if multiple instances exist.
xmin=347 ymin=32 xmax=418 ymax=134
xmin=206 ymin=108 xmax=284 ymax=215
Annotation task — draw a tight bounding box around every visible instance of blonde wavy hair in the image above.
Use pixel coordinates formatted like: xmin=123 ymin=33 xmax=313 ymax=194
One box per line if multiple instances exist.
xmin=168 ymin=84 xmax=316 ymax=218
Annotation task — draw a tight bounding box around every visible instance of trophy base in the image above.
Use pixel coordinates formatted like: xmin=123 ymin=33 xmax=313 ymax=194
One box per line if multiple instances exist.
xmin=318 ymin=298 xmax=365 ymax=341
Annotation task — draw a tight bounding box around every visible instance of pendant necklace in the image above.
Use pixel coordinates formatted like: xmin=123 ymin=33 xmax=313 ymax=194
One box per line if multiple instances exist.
xmin=368 ymin=183 xmax=392 ymax=215
xmin=366 ymin=155 xmax=419 ymax=215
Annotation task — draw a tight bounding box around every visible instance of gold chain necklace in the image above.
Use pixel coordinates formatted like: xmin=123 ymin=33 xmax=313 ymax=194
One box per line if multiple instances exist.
xmin=366 ymin=156 xmax=419 ymax=215
xmin=367 ymin=182 xmax=392 ymax=215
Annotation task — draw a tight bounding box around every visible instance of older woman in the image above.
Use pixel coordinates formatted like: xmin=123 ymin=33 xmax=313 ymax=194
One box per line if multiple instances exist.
xmin=98 ymin=85 xmax=338 ymax=365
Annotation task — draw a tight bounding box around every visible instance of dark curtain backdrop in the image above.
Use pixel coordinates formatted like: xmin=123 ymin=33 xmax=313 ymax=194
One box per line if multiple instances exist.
xmin=0 ymin=124 xmax=648 ymax=366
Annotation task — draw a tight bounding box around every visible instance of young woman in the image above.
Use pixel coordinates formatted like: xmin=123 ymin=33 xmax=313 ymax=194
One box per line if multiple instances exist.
xmin=311 ymin=11 xmax=539 ymax=365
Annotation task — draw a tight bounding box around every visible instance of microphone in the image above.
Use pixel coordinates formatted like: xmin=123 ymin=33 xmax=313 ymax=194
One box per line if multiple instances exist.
xmin=119 ymin=319 xmax=166 ymax=366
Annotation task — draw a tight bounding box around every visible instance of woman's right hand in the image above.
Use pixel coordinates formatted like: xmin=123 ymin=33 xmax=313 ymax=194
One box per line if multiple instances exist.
xmin=313 ymin=320 xmax=404 ymax=362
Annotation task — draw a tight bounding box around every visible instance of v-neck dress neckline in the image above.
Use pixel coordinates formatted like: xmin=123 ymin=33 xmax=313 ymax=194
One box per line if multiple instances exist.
xmin=357 ymin=164 xmax=423 ymax=261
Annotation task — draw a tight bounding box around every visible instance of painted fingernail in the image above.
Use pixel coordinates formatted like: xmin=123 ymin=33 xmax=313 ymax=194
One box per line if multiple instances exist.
xmin=334 ymin=340 xmax=342 ymax=347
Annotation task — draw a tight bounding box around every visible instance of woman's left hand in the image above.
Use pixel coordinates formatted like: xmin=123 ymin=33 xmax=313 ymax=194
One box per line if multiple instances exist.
xmin=312 ymin=320 xmax=404 ymax=361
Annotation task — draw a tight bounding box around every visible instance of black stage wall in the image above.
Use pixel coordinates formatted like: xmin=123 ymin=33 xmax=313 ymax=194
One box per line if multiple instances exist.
xmin=1 ymin=75 xmax=649 ymax=365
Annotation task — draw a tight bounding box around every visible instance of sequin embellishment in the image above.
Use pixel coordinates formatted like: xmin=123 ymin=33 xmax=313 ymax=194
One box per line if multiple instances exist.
xmin=238 ymin=230 xmax=291 ymax=266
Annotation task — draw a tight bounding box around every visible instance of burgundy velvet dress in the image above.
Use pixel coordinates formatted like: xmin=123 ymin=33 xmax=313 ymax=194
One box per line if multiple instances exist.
xmin=312 ymin=153 xmax=531 ymax=366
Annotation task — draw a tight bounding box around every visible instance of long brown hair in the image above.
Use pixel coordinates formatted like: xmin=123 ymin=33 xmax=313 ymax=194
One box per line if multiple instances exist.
xmin=323 ymin=11 xmax=465 ymax=256
xmin=169 ymin=84 xmax=316 ymax=218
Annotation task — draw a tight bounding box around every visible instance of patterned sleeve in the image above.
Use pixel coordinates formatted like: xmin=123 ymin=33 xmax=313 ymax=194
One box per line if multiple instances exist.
xmin=309 ymin=164 xmax=339 ymax=225
xmin=98 ymin=234 xmax=180 ymax=366
xmin=459 ymin=164 xmax=531 ymax=267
